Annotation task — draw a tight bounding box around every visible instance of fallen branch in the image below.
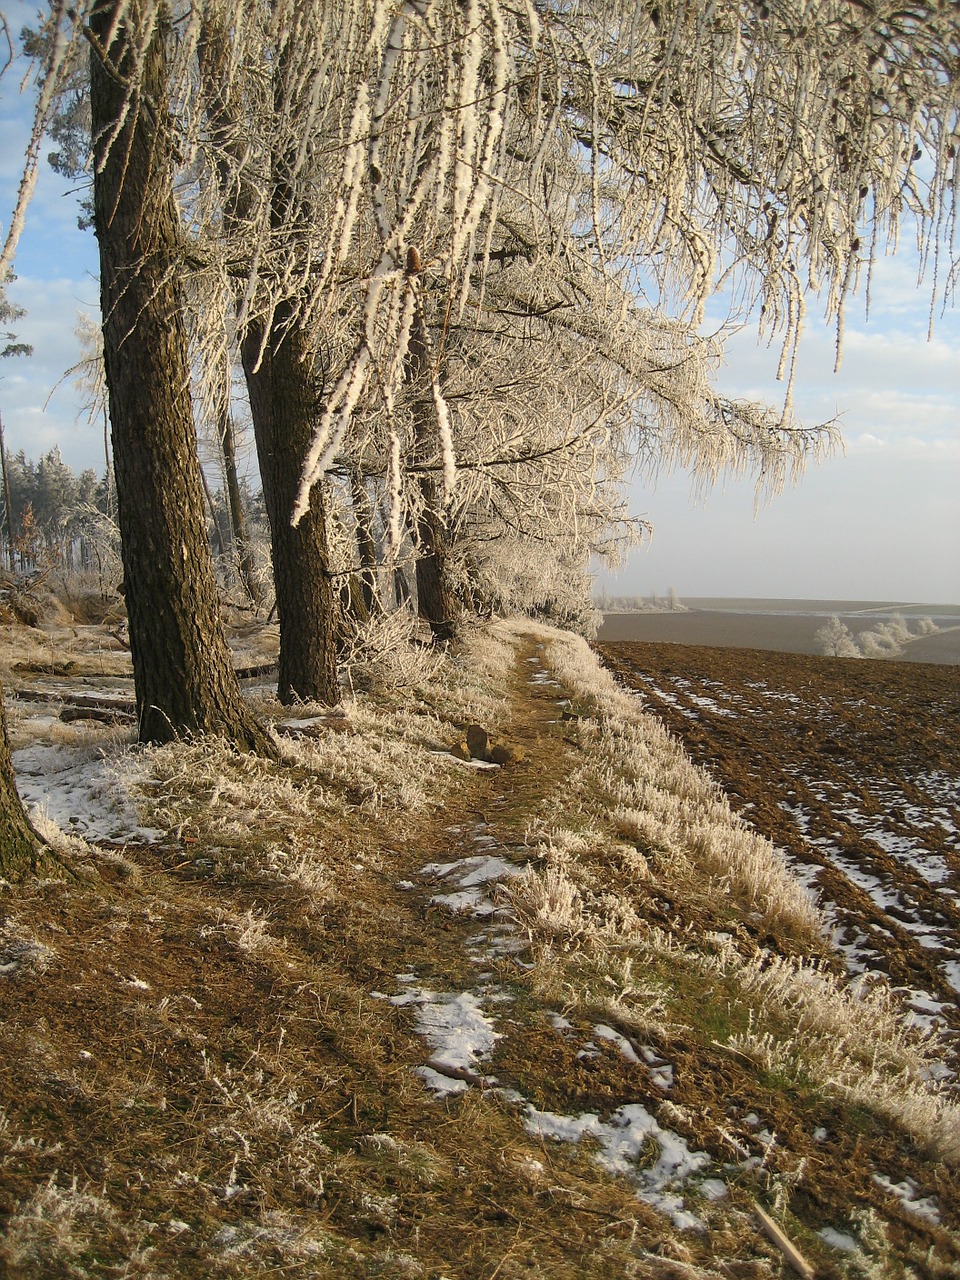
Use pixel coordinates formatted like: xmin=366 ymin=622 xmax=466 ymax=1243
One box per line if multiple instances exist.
xmin=754 ymin=1204 xmax=816 ymax=1279
xmin=60 ymin=704 xmax=136 ymax=725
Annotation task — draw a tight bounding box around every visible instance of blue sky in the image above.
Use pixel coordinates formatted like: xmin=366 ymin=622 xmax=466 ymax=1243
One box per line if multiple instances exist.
xmin=2 ymin=2 xmax=958 ymax=604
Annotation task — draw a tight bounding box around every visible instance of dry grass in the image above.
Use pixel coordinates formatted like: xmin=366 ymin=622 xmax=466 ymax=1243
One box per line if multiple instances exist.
xmin=513 ymin=619 xmax=823 ymax=941
xmin=494 ymin=620 xmax=960 ymax=1192
xmin=1 ymin=613 xmax=957 ymax=1278
xmin=725 ymin=952 xmax=960 ymax=1163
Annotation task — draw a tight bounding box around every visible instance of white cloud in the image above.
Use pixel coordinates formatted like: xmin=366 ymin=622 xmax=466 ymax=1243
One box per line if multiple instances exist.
xmin=851 ymin=433 xmax=885 ymax=451
xmin=0 ymin=273 xmax=102 ymax=475
xmin=716 ymin=307 xmax=960 ymax=462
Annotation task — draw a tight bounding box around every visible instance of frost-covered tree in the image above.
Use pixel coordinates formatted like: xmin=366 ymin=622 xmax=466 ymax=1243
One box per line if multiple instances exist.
xmin=814 ymin=615 xmax=861 ymax=658
xmin=191 ymin=6 xmax=345 ymax=700
xmin=3 ymin=1 xmax=957 ymax=663
xmin=859 ymin=614 xmax=913 ymax=658
xmin=85 ymin=1 xmax=273 ymax=751
xmin=271 ymin=1 xmax=845 ymax=631
xmin=277 ymin=0 xmax=957 ymax=516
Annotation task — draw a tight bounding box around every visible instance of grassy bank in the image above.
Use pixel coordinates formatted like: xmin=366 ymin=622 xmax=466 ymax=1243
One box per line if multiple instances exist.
xmin=1 ymin=617 xmax=957 ymax=1277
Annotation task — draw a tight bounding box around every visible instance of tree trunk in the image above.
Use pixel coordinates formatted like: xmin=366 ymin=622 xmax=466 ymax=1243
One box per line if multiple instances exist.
xmin=218 ymin=403 xmax=263 ymax=607
xmin=414 ymin=497 xmax=457 ymax=642
xmin=0 ymin=688 xmax=60 ymax=880
xmin=199 ymin=19 xmax=338 ymax=704
xmin=350 ymin=468 xmax=380 ymax=616
xmin=200 ymin=463 xmax=228 ymax=561
xmin=88 ymin=3 xmax=274 ymax=754
xmin=407 ymin=308 xmax=459 ymax=642
xmin=394 ymin=563 xmax=411 ymax=606
xmin=241 ymin=322 xmax=339 ymax=705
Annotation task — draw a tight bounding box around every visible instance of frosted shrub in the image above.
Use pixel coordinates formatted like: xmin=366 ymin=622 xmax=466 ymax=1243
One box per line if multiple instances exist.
xmin=859 ymin=626 xmax=904 ymax=659
xmin=506 ymin=865 xmax=585 ymax=944
xmin=340 ymin=608 xmax=445 ymax=694
xmin=859 ymin=614 xmax=917 ymax=659
xmin=886 ymin=613 xmax=912 ymax=643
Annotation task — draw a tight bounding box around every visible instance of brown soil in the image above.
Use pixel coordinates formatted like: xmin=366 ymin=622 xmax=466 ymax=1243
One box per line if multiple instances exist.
xmin=596 ymin=641 xmax=960 ymax=1046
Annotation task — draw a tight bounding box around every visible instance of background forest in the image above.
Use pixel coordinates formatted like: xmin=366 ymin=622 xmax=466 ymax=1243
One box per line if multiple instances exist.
xmin=0 ymin=447 xmax=108 ymax=575
xmin=0 ymin=444 xmax=266 ymax=608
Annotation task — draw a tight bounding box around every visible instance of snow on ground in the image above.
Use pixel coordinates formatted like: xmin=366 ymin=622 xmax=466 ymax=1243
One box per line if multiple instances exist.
xmin=819 ymin=1227 xmax=859 ymax=1252
xmin=523 ymin=1103 xmax=710 ymax=1231
xmin=385 ymin=984 xmax=502 ymax=1096
xmin=421 ymin=852 xmax=522 ymax=916
xmin=778 ymin=792 xmax=960 ymax=1020
xmin=12 ymin=742 xmax=163 ymax=844
xmin=433 ymin=752 xmax=501 ymax=770
xmin=370 ymin=653 xmax=730 ymax=1231
xmin=872 ymin=1174 xmax=941 ymax=1226
xmin=942 ymin=960 xmax=960 ymax=996
xmin=626 ymin=671 xmax=752 ymax=721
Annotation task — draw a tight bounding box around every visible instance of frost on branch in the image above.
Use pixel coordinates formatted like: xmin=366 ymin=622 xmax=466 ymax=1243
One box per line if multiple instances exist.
xmin=3 ymin=1 xmax=956 ymax=598
xmin=204 ymin=0 xmax=953 ymax=525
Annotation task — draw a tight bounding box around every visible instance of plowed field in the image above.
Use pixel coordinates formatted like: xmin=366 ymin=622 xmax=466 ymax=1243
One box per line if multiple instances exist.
xmin=596 ymin=641 xmax=960 ymax=1057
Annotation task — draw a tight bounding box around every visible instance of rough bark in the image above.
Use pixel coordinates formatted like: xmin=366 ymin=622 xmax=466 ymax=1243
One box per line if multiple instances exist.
xmin=0 ymin=688 xmax=59 ymax=880
xmin=241 ymin=321 xmax=339 ymax=705
xmin=194 ymin=24 xmax=262 ymax=611
xmin=89 ymin=3 xmax=274 ymax=754
xmin=200 ymin=464 xmax=228 ymax=560
xmin=394 ymin=564 xmax=411 ymax=606
xmin=407 ymin=310 xmax=459 ymax=643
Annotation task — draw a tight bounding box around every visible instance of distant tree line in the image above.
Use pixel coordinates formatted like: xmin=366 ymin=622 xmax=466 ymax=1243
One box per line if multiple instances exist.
xmin=595 ymin=587 xmax=685 ymax=614
xmin=815 ymin=614 xmax=940 ymax=660
xmin=0 ymin=444 xmax=268 ymax=596
xmin=0 ymin=446 xmax=106 ymax=574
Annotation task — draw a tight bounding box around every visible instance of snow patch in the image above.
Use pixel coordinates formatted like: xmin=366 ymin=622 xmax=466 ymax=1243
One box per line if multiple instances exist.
xmin=387 ymin=986 xmax=501 ymax=1096
xmin=819 ymin=1227 xmax=859 ymax=1252
xmin=523 ymin=1102 xmax=709 ymax=1231
xmin=422 ymin=853 xmax=522 ymax=917
xmin=13 ymin=743 xmax=162 ymax=843
xmin=593 ymin=1024 xmax=640 ymax=1064
xmin=872 ymin=1174 xmax=940 ymax=1225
